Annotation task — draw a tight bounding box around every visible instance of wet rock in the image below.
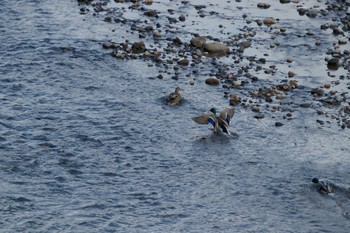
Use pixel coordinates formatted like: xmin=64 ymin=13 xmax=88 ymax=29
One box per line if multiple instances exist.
xmin=179 ymin=15 xmax=186 ymax=22
xmin=288 ymin=71 xmax=296 ymax=77
xmin=178 ymin=58 xmax=189 ymax=66
xmin=263 ymin=17 xmax=276 ymax=25
xmin=131 ymin=41 xmax=146 ymax=54
xmin=239 ymin=40 xmax=252 ymax=49
xmin=297 ymin=7 xmax=309 ymax=16
xmin=257 ymin=3 xmax=271 ymax=9
xmin=280 ymin=0 xmax=290 ymax=4
xmin=144 ymin=10 xmax=159 ymax=17
xmin=275 ymin=122 xmax=283 ymax=127
xmin=190 ymin=36 xmax=206 ymax=48
xmin=205 ymin=77 xmax=220 ymax=85
xmin=254 ymin=113 xmax=265 ymax=119
xmin=300 ymin=103 xmax=311 ymax=108
xmin=311 ymin=88 xmax=324 ymax=96
xmin=145 ymin=0 xmax=153 ymax=5
xmin=327 ymin=57 xmax=339 ymax=69
xmin=338 ymin=37 xmax=348 ymax=44
xmin=324 ymin=83 xmax=331 ymax=89
xmin=204 ymin=42 xmax=229 ymax=56
xmin=306 ymin=10 xmax=318 ymax=18
xmin=102 ymin=42 xmax=117 ymax=49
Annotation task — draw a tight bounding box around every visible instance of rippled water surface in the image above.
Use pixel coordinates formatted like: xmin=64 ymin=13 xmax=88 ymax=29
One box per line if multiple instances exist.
xmin=1 ymin=0 xmax=350 ymax=232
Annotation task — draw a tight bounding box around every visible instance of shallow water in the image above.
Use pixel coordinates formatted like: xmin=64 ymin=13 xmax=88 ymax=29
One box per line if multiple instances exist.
xmin=1 ymin=0 xmax=350 ymax=232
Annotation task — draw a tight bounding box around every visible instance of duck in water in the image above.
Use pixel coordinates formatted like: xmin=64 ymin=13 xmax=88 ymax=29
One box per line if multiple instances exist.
xmin=312 ymin=178 xmax=332 ymax=194
xmin=192 ymin=108 xmax=234 ymax=134
xmin=167 ymin=87 xmax=183 ymax=105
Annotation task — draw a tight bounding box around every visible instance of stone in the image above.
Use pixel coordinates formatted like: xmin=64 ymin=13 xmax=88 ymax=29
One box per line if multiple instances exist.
xmin=205 ymin=77 xmax=220 ymax=85
xmin=131 ymin=41 xmax=146 ymax=53
xmin=300 ymin=103 xmax=311 ymax=108
xmin=275 ymin=122 xmax=284 ymax=127
xmin=311 ymin=88 xmax=324 ymax=96
xmin=257 ymin=3 xmax=271 ymax=9
xmin=179 ymin=15 xmax=186 ymax=22
xmin=190 ymin=36 xmax=206 ymax=48
xmin=254 ymin=113 xmax=265 ymax=119
xmin=178 ymin=58 xmax=189 ymax=66
xmin=203 ymin=42 xmax=229 ymax=55
xmin=263 ymin=17 xmax=276 ymax=25
xmin=288 ymin=71 xmax=296 ymax=77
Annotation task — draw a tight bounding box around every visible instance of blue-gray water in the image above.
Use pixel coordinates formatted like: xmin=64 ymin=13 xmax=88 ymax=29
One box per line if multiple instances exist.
xmin=1 ymin=0 xmax=350 ymax=232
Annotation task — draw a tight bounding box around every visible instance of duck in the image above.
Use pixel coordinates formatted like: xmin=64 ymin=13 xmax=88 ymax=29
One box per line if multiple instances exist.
xmin=312 ymin=178 xmax=332 ymax=194
xmin=167 ymin=87 xmax=183 ymax=105
xmin=192 ymin=108 xmax=234 ymax=134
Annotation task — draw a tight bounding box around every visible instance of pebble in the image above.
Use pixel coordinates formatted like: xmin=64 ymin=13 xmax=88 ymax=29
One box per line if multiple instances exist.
xmin=190 ymin=36 xmax=206 ymax=48
xmin=203 ymin=42 xmax=229 ymax=55
xmin=178 ymin=58 xmax=189 ymax=66
xmin=131 ymin=41 xmax=146 ymax=53
xmin=288 ymin=71 xmax=296 ymax=77
xmin=300 ymin=103 xmax=311 ymax=108
xmin=263 ymin=18 xmax=276 ymax=25
xmin=205 ymin=77 xmax=220 ymax=85
xmin=275 ymin=122 xmax=284 ymax=127
xmin=257 ymin=3 xmax=271 ymax=9
xmin=254 ymin=113 xmax=265 ymax=119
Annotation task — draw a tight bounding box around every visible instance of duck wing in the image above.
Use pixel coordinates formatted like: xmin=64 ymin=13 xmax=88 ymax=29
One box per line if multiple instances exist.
xmin=219 ymin=108 xmax=234 ymax=125
xmin=192 ymin=114 xmax=217 ymax=127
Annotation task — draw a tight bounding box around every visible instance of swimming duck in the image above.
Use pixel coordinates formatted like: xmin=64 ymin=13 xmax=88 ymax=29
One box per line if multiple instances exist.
xmin=192 ymin=108 xmax=234 ymax=134
xmin=312 ymin=178 xmax=332 ymax=194
xmin=167 ymin=87 xmax=183 ymax=105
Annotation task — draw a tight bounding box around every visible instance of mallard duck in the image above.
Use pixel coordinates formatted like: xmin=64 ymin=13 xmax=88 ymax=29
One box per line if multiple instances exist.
xmin=167 ymin=87 xmax=183 ymax=105
xmin=312 ymin=178 xmax=332 ymax=194
xmin=192 ymin=108 xmax=234 ymax=134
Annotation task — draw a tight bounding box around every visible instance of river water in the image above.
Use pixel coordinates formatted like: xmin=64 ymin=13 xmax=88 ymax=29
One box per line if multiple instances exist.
xmin=1 ymin=0 xmax=350 ymax=232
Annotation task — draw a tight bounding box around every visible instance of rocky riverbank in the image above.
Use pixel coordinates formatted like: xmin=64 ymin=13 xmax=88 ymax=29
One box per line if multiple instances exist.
xmin=76 ymin=0 xmax=350 ymax=129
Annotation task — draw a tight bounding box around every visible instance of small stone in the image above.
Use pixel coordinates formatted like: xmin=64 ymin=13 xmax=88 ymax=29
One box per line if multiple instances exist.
xmin=203 ymin=42 xmax=229 ymax=56
xmin=257 ymin=3 xmax=271 ymax=9
xmin=254 ymin=113 xmax=265 ymax=119
xmin=131 ymin=41 xmax=146 ymax=53
xmin=144 ymin=10 xmax=158 ymax=17
xmin=179 ymin=15 xmax=186 ymax=22
xmin=190 ymin=37 xmax=206 ymax=48
xmin=311 ymin=88 xmax=324 ymax=96
xmin=205 ymin=77 xmax=220 ymax=85
xmin=275 ymin=122 xmax=283 ymax=127
xmin=306 ymin=9 xmax=318 ymax=18
xmin=324 ymin=83 xmax=331 ymax=89
xmin=145 ymin=0 xmax=153 ymax=5
xmin=288 ymin=71 xmax=296 ymax=77
xmin=239 ymin=40 xmax=252 ymax=49
xmin=263 ymin=17 xmax=276 ymax=25
xmin=102 ymin=42 xmax=117 ymax=49
xmin=178 ymin=58 xmax=189 ymax=66
xmin=153 ymin=31 xmax=162 ymax=38
xmin=300 ymin=103 xmax=311 ymax=108
xmin=280 ymin=0 xmax=290 ymax=3
xmin=339 ymin=37 xmax=348 ymax=44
